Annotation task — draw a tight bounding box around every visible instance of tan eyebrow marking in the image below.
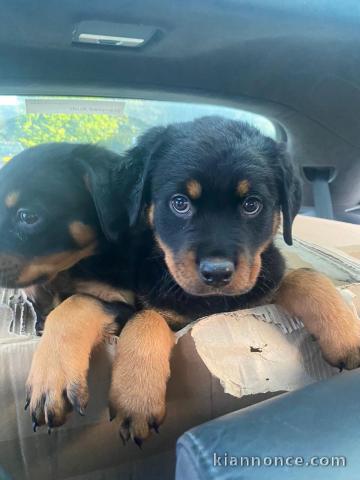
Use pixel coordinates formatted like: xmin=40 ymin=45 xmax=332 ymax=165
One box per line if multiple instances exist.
xmin=186 ymin=179 xmax=202 ymax=199
xmin=5 ymin=191 xmax=20 ymax=208
xmin=237 ymin=180 xmax=250 ymax=196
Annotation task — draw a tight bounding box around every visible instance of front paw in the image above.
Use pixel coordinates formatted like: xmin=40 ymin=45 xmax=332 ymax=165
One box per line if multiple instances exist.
xmin=108 ymin=365 xmax=167 ymax=446
xmin=318 ymin=310 xmax=360 ymax=370
xmin=108 ymin=309 xmax=174 ymax=445
xmin=338 ymin=346 xmax=360 ymax=370
xmin=321 ymin=339 xmax=360 ymax=370
xmin=26 ymin=343 xmax=89 ymax=432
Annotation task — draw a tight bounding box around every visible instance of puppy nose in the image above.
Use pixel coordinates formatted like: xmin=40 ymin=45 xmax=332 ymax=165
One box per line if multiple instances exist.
xmin=199 ymin=258 xmax=235 ymax=287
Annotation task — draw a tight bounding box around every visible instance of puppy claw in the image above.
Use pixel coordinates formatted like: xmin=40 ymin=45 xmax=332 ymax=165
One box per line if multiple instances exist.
xmin=341 ymin=348 xmax=360 ymax=370
xmin=325 ymin=345 xmax=360 ymax=371
xmin=109 ymin=405 xmax=117 ymax=422
xmin=47 ymin=412 xmax=55 ymax=429
xmin=119 ymin=429 xmax=130 ymax=446
xmin=66 ymin=381 xmax=88 ymax=416
xmin=118 ymin=417 xmax=132 ymax=445
xmin=151 ymin=422 xmax=160 ymax=434
xmin=27 ymin=385 xmax=73 ymax=432
xmin=77 ymin=406 xmax=86 ymax=417
xmin=70 ymin=397 xmax=86 ymax=417
xmin=133 ymin=437 xmax=143 ymax=449
xmin=24 ymin=399 xmax=30 ymax=411
xmin=32 ymin=421 xmax=38 ymax=433
xmin=114 ymin=411 xmax=164 ymax=445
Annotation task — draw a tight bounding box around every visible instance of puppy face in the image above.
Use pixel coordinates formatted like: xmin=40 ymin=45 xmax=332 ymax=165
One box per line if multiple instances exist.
xmin=0 ymin=143 xmax=123 ymax=287
xmin=131 ymin=117 xmax=301 ymax=297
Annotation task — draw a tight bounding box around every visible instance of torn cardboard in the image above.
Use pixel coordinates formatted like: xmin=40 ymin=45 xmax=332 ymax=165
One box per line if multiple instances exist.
xmin=189 ymin=286 xmax=359 ymax=398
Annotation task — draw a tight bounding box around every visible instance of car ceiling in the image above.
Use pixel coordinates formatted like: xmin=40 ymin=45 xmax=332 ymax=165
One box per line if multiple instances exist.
xmin=1 ymin=0 xmax=360 ymax=217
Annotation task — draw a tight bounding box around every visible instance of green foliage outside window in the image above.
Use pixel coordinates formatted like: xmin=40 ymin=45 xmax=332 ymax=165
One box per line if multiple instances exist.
xmin=14 ymin=113 xmax=138 ymax=151
xmin=0 ymin=97 xmax=276 ymax=166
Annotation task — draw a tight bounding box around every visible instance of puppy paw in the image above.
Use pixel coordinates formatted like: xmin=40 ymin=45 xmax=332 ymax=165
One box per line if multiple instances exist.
xmin=109 ymin=362 xmax=167 ymax=446
xmin=275 ymin=270 xmax=360 ymax=371
xmin=24 ymin=294 xmax=117 ymax=433
xmin=108 ymin=310 xmax=174 ymax=445
xmin=320 ymin=336 xmax=360 ymax=370
xmin=26 ymin=344 xmax=89 ymax=432
xmin=337 ymin=347 xmax=360 ymax=370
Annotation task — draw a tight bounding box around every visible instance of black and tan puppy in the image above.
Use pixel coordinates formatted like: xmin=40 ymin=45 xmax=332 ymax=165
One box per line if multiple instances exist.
xmin=0 ymin=143 xmax=135 ymax=430
xmin=0 ymin=142 xmax=133 ymax=285
xmin=107 ymin=116 xmax=360 ymax=443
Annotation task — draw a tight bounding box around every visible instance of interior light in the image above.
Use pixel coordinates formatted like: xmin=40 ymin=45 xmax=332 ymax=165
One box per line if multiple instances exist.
xmin=73 ymin=21 xmax=157 ymax=49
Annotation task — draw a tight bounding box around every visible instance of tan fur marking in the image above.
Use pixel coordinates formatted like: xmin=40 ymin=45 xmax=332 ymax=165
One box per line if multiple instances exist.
xmin=17 ymin=243 xmax=96 ymax=285
xmin=228 ymin=239 xmax=271 ymax=298
xmin=274 ymin=269 xmax=360 ymax=368
xmin=237 ymin=180 xmax=250 ymax=196
xmin=156 ymin=235 xmax=268 ymax=297
xmin=155 ymin=235 xmax=198 ymax=290
xmin=147 ymin=204 xmax=154 ymax=226
xmin=109 ymin=309 xmax=175 ymax=440
xmin=272 ymin=212 xmax=281 ymax=236
xmin=186 ymin=179 xmax=202 ymax=199
xmin=26 ymin=294 xmax=117 ymax=426
xmin=53 ymin=294 xmax=62 ymax=309
xmin=156 ymin=308 xmax=189 ymax=327
xmin=69 ymin=221 xmax=96 ymax=247
xmin=231 ymin=252 xmax=261 ymax=292
xmin=5 ymin=191 xmax=19 ymax=208
xmin=75 ymin=280 xmax=135 ymax=306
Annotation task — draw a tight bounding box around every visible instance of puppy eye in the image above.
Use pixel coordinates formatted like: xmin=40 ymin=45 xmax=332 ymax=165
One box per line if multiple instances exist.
xmin=170 ymin=194 xmax=193 ymax=217
xmin=240 ymin=196 xmax=263 ymax=216
xmin=17 ymin=209 xmax=40 ymax=226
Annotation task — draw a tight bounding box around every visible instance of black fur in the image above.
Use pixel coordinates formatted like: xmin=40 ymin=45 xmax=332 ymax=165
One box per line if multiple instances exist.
xmin=121 ymin=116 xmax=302 ymax=322
xmin=0 ymin=142 xmax=136 ymax=328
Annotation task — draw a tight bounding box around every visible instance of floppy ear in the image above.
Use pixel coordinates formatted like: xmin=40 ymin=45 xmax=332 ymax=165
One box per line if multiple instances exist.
xmin=276 ymin=144 xmax=302 ymax=246
xmin=126 ymin=126 xmax=167 ymax=226
xmin=74 ymin=145 xmax=128 ymax=243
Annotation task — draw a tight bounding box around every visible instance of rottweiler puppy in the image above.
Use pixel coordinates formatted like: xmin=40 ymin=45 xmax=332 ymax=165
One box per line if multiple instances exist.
xmin=2 ymin=122 xmax=359 ymax=445
xmin=0 ymin=143 xmax=135 ymax=431
xmin=107 ymin=116 xmax=360 ymax=444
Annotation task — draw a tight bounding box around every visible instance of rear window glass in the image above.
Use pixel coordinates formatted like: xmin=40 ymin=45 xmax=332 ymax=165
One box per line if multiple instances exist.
xmin=0 ymin=96 xmax=276 ymax=165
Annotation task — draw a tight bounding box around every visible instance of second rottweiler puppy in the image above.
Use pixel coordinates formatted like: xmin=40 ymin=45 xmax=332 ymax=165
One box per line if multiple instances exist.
xmin=0 ymin=143 xmax=136 ymax=430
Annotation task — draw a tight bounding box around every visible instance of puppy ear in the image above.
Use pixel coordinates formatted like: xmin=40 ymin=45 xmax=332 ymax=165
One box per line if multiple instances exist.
xmin=126 ymin=126 xmax=167 ymax=226
xmin=84 ymin=167 xmax=126 ymax=243
xmin=276 ymin=144 xmax=302 ymax=246
xmin=75 ymin=145 xmax=128 ymax=243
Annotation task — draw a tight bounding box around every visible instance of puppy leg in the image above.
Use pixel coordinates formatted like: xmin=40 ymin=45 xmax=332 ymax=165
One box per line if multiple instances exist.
xmin=26 ymin=294 xmax=117 ymax=431
xmin=275 ymin=268 xmax=360 ymax=369
xmin=109 ymin=309 xmax=175 ymax=445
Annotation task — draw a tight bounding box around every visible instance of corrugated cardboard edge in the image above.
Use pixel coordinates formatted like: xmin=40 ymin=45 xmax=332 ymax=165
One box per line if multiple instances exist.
xmin=189 ymin=284 xmax=360 ymax=398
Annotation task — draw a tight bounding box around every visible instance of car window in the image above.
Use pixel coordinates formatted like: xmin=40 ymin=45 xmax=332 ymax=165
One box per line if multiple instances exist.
xmin=0 ymin=96 xmax=276 ymax=165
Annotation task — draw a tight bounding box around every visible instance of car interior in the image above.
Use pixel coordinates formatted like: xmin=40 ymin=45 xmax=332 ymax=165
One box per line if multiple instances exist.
xmin=0 ymin=1 xmax=359 ymax=479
